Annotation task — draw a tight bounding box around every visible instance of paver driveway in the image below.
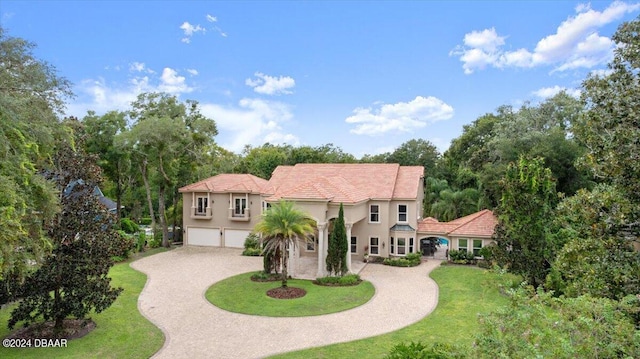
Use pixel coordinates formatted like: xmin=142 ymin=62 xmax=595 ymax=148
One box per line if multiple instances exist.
xmin=131 ymin=246 xmax=440 ymax=359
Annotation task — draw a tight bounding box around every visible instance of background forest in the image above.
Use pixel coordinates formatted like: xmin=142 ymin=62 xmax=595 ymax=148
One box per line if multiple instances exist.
xmin=1 ymin=15 xmax=639 ymax=357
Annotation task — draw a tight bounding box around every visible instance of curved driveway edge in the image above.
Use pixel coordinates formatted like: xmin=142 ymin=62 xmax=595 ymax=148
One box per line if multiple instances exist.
xmin=131 ymin=246 xmax=441 ymax=359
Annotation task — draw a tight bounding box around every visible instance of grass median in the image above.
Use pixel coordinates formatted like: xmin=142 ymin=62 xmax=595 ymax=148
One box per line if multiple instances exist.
xmin=206 ymin=272 xmax=375 ymax=317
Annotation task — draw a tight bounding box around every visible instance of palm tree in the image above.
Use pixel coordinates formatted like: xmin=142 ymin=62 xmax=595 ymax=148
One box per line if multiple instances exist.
xmin=431 ymin=188 xmax=480 ymax=221
xmin=254 ymin=200 xmax=315 ymax=288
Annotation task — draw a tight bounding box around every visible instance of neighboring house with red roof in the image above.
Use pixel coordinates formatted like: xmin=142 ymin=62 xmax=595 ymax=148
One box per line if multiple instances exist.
xmin=417 ymin=209 xmax=498 ymax=257
xmin=179 ymin=164 xmax=498 ymax=276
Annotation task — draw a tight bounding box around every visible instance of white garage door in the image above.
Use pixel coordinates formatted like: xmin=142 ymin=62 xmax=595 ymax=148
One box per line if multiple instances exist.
xmin=224 ymin=229 xmax=251 ymax=248
xmin=187 ymin=227 xmax=220 ymax=246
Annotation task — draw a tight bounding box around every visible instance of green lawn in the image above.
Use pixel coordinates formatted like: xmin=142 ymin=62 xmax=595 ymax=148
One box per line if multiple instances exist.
xmin=206 ymin=272 xmax=375 ymax=317
xmin=269 ymin=265 xmax=510 ymax=358
xmin=0 ymin=248 xmax=167 ymax=359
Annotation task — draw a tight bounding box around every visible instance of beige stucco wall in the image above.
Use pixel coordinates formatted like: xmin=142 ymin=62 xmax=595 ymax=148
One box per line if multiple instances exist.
xmin=182 ymin=192 xmax=262 ymax=246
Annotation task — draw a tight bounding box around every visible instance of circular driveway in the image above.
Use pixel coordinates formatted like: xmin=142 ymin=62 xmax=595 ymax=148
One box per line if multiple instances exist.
xmin=131 ymin=246 xmax=440 ymax=359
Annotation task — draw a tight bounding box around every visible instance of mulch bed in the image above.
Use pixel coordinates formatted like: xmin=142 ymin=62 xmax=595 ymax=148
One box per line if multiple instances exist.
xmin=266 ymin=287 xmax=306 ymax=299
xmin=312 ymin=280 xmax=362 ymax=287
xmin=6 ymin=318 xmax=96 ymax=340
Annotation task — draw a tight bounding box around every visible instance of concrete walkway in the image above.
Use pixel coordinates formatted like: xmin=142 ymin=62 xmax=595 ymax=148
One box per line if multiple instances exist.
xmin=131 ymin=247 xmax=441 ymax=359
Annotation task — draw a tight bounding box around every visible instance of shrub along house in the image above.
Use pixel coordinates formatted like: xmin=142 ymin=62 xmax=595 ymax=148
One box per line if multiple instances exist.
xmin=180 ymin=163 xmax=425 ymax=276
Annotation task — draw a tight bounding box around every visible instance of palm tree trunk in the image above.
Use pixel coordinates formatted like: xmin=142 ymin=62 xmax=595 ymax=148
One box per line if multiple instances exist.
xmin=281 ymin=241 xmax=288 ymax=288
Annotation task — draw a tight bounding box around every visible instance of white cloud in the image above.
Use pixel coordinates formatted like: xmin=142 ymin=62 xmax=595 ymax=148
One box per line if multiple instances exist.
xmin=532 ymin=85 xmax=581 ymax=99
xmin=464 ymin=28 xmax=505 ymax=52
xmin=199 ymin=98 xmax=299 ymax=152
xmin=129 ymin=62 xmax=154 ymax=73
xmin=158 ymin=68 xmax=194 ymax=94
xmin=180 ymin=21 xmax=206 ymax=43
xmin=186 ymin=69 xmax=199 ymax=76
xmin=345 ymin=96 xmax=454 ymax=136
xmin=180 ymin=15 xmax=226 ymax=42
xmin=67 ymin=67 xmax=195 ymax=117
xmin=245 ymin=72 xmax=296 ymax=95
xmin=453 ymin=1 xmax=640 ymax=74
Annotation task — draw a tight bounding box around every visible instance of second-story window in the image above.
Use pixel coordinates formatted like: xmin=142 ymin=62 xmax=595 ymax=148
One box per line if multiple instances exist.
xmin=398 ymin=204 xmax=407 ymax=222
xmin=196 ymin=196 xmax=208 ymax=215
xmin=234 ymin=197 xmax=247 ymax=216
xmin=370 ymin=204 xmax=380 ymax=223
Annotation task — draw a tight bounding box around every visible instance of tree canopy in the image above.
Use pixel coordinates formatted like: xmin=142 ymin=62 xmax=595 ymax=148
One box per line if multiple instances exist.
xmin=0 ymin=27 xmax=70 ymax=286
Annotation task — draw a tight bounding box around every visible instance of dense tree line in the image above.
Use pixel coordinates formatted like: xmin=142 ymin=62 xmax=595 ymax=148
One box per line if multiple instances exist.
xmin=2 ymin=14 xmax=640 ymax=353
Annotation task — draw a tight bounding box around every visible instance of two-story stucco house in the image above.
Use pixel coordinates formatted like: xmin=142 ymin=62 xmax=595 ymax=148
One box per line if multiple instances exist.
xmin=180 ymin=163 xmax=425 ymax=276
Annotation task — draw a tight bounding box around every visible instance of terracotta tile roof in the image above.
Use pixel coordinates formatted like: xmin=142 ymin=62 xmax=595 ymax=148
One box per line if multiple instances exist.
xmin=178 ymin=174 xmax=268 ymax=193
xmin=264 ymin=163 xmax=423 ymax=203
xmin=393 ymin=166 xmax=425 ymax=199
xmin=418 ymin=209 xmax=497 ymax=237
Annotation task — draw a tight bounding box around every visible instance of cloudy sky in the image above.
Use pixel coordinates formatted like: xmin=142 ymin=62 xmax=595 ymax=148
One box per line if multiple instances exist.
xmin=2 ymin=1 xmax=637 ymax=156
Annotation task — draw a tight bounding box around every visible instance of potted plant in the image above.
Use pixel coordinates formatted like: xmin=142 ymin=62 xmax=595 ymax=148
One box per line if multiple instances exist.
xmin=363 ymin=245 xmax=369 ymax=262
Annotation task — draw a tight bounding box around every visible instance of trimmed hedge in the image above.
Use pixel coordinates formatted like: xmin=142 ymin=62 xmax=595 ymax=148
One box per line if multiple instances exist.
xmin=315 ymin=274 xmax=362 ymax=286
xmin=383 ymin=252 xmax=422 ymax=267
xmin=448 ymin=249 xmax=476 ymax=264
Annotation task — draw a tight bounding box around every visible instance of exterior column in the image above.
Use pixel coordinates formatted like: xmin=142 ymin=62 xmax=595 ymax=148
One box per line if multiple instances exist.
xmin=316 ymin=222 xmax=327 ymax=277
xmin=345 ymin=223 xmax=353 ymax=273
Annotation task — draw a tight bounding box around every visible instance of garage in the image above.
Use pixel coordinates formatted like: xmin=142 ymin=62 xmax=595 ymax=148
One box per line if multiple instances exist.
xmin=224 ymin=229 xmax=251 ymax=248
xmin=187 ymin=227 xmax=221 ymax=246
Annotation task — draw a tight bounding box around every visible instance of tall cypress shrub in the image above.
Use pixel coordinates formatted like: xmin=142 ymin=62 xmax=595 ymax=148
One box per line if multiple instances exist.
xmin=326 ymin=203 xmax=348 ymax=276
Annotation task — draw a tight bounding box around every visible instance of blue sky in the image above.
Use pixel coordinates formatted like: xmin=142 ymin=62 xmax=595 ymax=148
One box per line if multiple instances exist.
xmin=2 ymin=1 xmax=638 ymax=157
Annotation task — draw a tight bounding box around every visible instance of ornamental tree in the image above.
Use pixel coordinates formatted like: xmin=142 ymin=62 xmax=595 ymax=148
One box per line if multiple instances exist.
xmin=8 ymin=119 xmax=122 ymax=334
xmin=326 ymin=203 xmax=348 ymax=276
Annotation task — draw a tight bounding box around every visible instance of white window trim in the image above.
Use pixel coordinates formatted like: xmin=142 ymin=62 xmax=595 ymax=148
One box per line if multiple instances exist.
xmin=195 ymin=196 xmax=208 ymax=215
xmin=306 ymin=235 xmax=317 ymax=252
xmin=473 ymin=239 xmax=483 ymax=256
xmin=369 ymin=236 xmax=380 ymax=256
xmin=391 ymin=237 xmax=408 ymax=256
xmin=397 ymin=237 xmax=407 ymax=256
xmin=232 ymin=195 xmax=248 ymax=217
xmin=458 ymin=238 xmax=469 ymax=252
xmin=397 ymin=204 xmax=408 ymax=223
xmin=350 ymin=236 xmax=357 ymax=254
xmin=369 ymin=204 xmax=380 ymax=223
